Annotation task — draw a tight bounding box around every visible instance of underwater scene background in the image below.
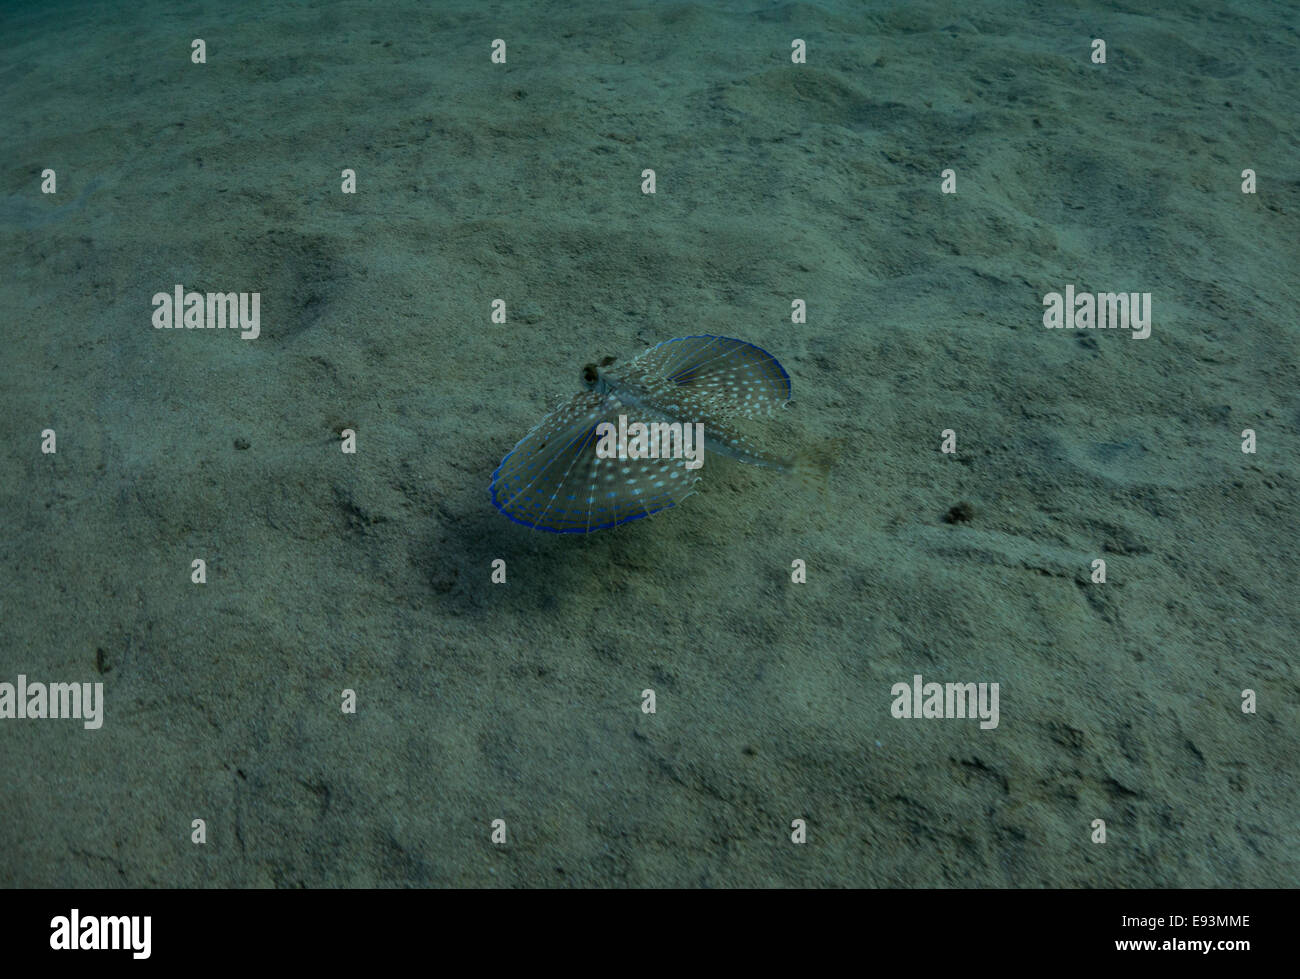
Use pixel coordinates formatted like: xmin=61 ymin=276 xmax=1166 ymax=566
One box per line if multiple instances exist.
xmin=1 ymin=0 xmax=1295 ymax=886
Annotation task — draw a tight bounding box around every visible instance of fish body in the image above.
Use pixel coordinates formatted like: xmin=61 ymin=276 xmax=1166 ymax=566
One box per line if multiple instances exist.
xmin=490 ymin=335 xmax=806 ymax=533
xmin=583 ymin=362 xmax=792 ymax=471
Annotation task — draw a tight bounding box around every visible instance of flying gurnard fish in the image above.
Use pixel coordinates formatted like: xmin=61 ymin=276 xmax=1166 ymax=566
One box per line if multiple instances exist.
xmin=489 ymin=335 xmax=837 ymax=533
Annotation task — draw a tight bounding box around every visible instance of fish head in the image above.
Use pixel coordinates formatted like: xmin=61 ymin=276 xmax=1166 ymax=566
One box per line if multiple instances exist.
xmin=582 ymin=361 xmax=617 ymax=394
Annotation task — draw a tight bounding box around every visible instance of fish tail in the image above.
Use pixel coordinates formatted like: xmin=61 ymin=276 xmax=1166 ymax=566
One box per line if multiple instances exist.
xmin=790 ymin=436 xmax=846 ymax=494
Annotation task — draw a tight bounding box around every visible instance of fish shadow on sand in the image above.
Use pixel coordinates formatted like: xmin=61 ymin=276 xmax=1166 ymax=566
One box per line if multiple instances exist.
xmin=414 ymin=466 xmax=695 ymax=623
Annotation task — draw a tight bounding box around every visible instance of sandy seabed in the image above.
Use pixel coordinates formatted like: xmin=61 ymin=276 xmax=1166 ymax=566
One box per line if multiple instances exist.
xmin=0 ymin=0 xmax=1296 ymax=886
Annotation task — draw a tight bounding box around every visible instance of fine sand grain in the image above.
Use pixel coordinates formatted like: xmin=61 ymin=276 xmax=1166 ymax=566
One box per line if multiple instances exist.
xmin=0 ymin=0 xmax=1296 ymax=886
